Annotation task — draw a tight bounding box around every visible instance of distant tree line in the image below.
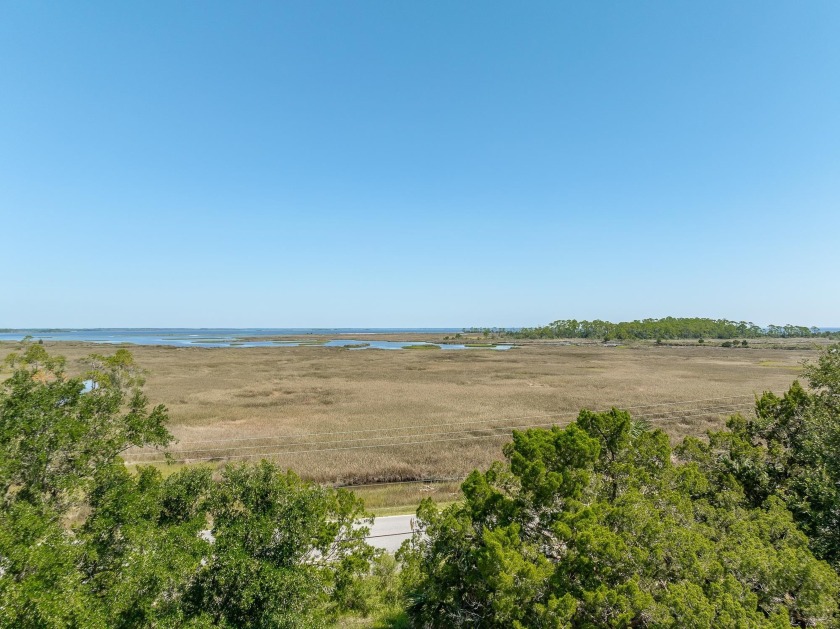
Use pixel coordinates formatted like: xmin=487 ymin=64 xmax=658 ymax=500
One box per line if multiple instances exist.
xmin=465 ymin=317 xmax=833 ymax=340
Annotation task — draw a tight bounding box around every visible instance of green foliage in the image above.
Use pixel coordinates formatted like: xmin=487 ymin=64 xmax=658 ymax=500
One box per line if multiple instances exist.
xmin=0 ymin=500 xmax=102 ymax=627
xmin=679 ymin=344 xmax=840 ymax=570
xmin=0 ymin=343 xmax=174 ymax=626
xmin=79 ymin=463 xmax=212 ymax=627
xmin=401 ymin=399 xmax=840 ymax=627
xmin=184 ymin=461 xmax=373 ymax=628
xmin=0 ymin=346 xmax=377 ymax=628
xmin=0 ymin=343 xmax=171 ymax=509
xmin=509 ymin=317 xmax=824 ymax=340
xmin=335 ymin=553 xmax=408 ymax=623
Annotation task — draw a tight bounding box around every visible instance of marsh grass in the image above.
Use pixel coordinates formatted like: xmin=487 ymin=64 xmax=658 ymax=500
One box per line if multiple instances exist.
xmin=7 ymin=338 xmax=820 ymax=487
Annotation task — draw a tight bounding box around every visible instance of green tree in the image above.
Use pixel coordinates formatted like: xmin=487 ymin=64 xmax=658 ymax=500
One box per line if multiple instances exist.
xmin=182 ymin=461 xmax=374 ymax=628
xmin=0 ymin=343 xmax=172 ymax=626
xmin=78 ymin=464 xmax=213 ymax=627
xmin=0 ymin=343 xmax=171 ymax=510
xmin=509 ymin=317 xmax=820 ymax=341
xmin=401 ymin=406 xmax=840 ymax=627
xmin=680 ymin=344 xmax=840 ymax=570
xmin=0 ymin=346 xmax=378 ymax=627
xmin=0 ymin=500 xmax=102 ymax=627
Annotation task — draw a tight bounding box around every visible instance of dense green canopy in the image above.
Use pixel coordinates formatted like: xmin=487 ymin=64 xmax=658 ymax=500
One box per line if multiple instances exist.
xmin=491 ymin=317 xmax=827 ymax=340
xmin=679 ymin=344 xmax=840 ymax=571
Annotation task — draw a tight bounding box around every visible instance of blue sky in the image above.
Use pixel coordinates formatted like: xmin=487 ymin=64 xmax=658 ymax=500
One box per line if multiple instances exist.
xmin=1 ymin=1 xmax=838 ymax=328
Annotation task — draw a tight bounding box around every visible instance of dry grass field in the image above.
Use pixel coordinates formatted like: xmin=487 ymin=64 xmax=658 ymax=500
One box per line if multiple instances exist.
xmin=3 ymin=336 xmax=825 ymax=506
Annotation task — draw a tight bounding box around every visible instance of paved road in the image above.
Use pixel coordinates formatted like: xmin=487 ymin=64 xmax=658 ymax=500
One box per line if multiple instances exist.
xmin=365 ymin=515 xmax=417 ymax=553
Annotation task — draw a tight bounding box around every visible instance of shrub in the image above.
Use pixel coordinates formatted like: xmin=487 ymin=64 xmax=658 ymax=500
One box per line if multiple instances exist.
xmin=0 ymin=345 xmax=376 ymax=627
xmin=401 ymin=402 xmax=840 ymax=627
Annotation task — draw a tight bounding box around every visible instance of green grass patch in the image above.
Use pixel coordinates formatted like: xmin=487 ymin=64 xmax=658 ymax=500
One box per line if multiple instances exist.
xmin=402 ymin=344 xmax=440 ymax=350
xmin=367 ymin=500 xmax=458 ymax=517
xmin=348 ymin=482 xmax=462 ymax=511
xmin=123 ymin=460 xmax=213 ymax=478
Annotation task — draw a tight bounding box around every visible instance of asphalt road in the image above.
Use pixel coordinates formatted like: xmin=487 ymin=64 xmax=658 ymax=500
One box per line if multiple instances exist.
xmin=365 ymin=515 xmax=417 ymax=553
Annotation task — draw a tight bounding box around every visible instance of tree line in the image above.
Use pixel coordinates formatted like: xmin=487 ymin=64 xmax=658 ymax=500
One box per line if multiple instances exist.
xmin=466 ymin=317 xmax=833 ymax=340
xmin=2 ymin=342 xmax=840 ymax=626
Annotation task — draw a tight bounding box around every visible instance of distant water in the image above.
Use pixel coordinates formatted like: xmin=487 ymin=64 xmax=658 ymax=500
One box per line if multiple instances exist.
xmin=0 ymin=328 xmax=493 ymax=350
xmin=2 ymin=326 xmax=833 ymax=349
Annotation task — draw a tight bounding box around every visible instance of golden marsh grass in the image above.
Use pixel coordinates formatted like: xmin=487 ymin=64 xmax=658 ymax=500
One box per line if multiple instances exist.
xmin=6 ymin=337 xmax=823 ymax=485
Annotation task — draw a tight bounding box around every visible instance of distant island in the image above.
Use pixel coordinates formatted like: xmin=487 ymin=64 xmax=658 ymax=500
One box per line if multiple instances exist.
xmin=467 ymin=317 xmax=837 ymax=340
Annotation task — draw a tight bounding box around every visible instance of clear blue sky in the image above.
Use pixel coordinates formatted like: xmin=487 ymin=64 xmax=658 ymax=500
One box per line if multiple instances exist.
xmin=2 ymin=1 xmax=838 ymax=328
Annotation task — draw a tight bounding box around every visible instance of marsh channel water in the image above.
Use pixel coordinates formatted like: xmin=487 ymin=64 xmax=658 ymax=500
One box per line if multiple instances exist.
xmin=0 ymin=328 xmax=513 ymax=351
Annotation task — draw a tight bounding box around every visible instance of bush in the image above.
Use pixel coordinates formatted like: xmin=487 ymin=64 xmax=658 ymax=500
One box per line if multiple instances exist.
xmin=0 ymin=345 xmax=376 ymax=627
xmin=401 ymin=402 xmax=840 ymax=627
